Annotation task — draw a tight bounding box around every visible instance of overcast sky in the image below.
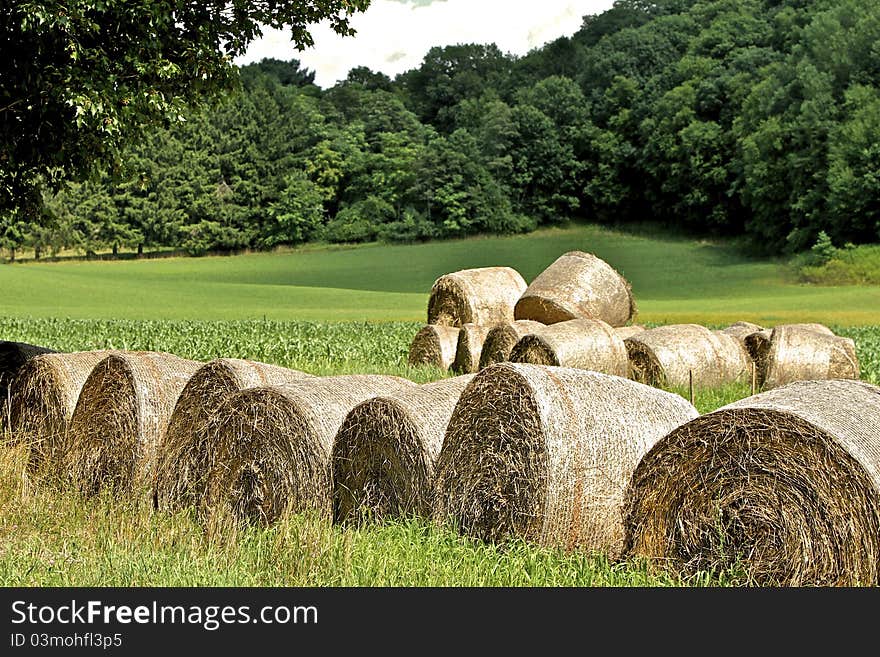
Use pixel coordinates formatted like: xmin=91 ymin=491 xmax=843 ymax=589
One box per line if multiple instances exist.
xmin=236 ymin=0 xmax=615 ymax=88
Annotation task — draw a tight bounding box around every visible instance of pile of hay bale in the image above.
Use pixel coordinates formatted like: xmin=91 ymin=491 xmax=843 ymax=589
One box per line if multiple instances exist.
xmin=0 ymin=249 xmax=871 ymax=587
xmin=407 ymin=254 xmax=858 ymax=392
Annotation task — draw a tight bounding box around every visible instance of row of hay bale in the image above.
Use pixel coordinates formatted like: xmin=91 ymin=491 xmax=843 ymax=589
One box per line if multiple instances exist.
xmin=408 ymin=256 xmax=859 ymax=391
xmin=4 ymin=342 xmax=877 ymax=585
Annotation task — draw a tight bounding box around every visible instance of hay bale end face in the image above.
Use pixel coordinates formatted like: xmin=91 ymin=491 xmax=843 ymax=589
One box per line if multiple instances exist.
xmin=65 ymin=352 xmax=201 ymax=496
xmin=509 ymin=319 xmax=628 ymax=377
xmin=515 ymin=251 xmax=635 ymax=327
xmin=757 ymin=325 xmax=858 ymax=390
xmin=625 ymin=379 xmax=880 ymax=586
xmin=478 ymin=320 xmax=544 ymax=370
xmin=8 ymin=351 xmax=111 ymax=476
xmin=433 ymin=363 xmax=698 ymax=557
xmin=427 ymin=267 xmax=527 ymax=328
xmin=203 ymin=375 xmax=415 ymax=525
xmin=721 ymin=321 xmax=763 ymax=346
xmin=408 ymin=325 xmax=460 ymax=371
xmin=625 ymin=324 xmax=751 ymax=389
xmin=154 ymin=359 xmax=313 ymax=512
xmin=451 ymin=324 xmax=492 ymax=374
xmin=1 ymin=342 xmax=57 ymax=422
xmin=332 ymin=375 xmax=474 ymax=524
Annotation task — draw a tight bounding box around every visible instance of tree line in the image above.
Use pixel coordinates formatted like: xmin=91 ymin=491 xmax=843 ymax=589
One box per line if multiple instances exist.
xmin=4 ymin=0 xmax=879 ymax=259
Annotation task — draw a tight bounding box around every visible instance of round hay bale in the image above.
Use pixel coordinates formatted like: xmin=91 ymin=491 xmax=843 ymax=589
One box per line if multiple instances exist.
xmin=332 ymin=375 xmax=475 ymax=524
xmin=7 ymin=351 xmax=111 ymax=475
xmin=625 ymin=324 xmax=751 ymax=389
xmin=755 ymin=325 xmax=859 ymax=390
xmin=721 ymin=321 xmax=763 ymax=346
xmin=744 ymin=323 xmax=835 ymax=369
xmin=614 ymin=325 xmax=646 ymax=341
xmin=451 ymin=323 xmax=492 ymax=374
xmin=408 ymin=325 xmax=460 ymax=371
xmin=154 ymin=359 xmax=314 ymax=512
xmin=65 ymin=351 xmax=202 ymax=496
xmin=427 ymin=267 xmax=527 ymax=327
xmin=203 ymin=374 xmax=416 ymax=525
xmin=624 ymin=379 xmax=880 ymax=586
xmin=1 ymin=341 xmax=57 ymax=420
xmin=514 ymin=251 xmax=635 ymax=327
xmin=433 ymin=363 xmax=698 ymax=556
xmin=509 ymin=319 xmax=629 ymax=377
xmin=478 ymin=320 xmax=545 ymax=370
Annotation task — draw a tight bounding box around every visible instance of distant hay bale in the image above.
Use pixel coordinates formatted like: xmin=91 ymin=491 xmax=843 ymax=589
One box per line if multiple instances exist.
xmin=509 ymin=319 xmax=628 ymax=377
xmin=203 ymin=375 xmax=416 ymax=525
xmin=624 ymin=379 xmax=880 ymax=586
xmin=154 ymin=359 xmax=314 ymax=512
xmin=451 ymin=323 xmax=492 ymax=374
xmin=625 ymin=324 xmax=751 ymax=389
xmin=478 ymin=320 xmax=545 ymax=369
xmin=514 ymin=251 xmax=635 ymax=327
xmin=408 ymin=325 xmax=460 ymax=371
xmin=427 ymin=267 xmax=527 ymax=327
xmin=749 ymin=325 xmax=859 ymax=390
xmin=745 ymin=323 xmax=840 ymax=379
xmin=7 ymin=351 xmax=110 ymax=475
xmin=614 ymin=325 xmax=646 ymax=341
xmin=721 ymin=321 xmax=763 ymax=348
xmin=1 ymin=341 xmax=57 ymax=424
xmin=433 ymin=363 xmax=698 ymax=556
xmin=332 ymin=375 xmax=474 ymax=524
xmin=65 ymin=352 xmax=201 ymax=496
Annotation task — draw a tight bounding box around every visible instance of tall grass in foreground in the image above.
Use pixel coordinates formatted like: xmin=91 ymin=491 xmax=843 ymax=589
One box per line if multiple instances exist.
xmin=0 ymin=444 xmax=727 ymax=587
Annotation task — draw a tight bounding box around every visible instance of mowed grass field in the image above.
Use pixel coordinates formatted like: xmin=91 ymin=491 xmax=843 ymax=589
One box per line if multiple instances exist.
xmin=4 ymin=223 xmax=880 ymax=325
xmin=2 ymin=224 xmax=880 ymax=586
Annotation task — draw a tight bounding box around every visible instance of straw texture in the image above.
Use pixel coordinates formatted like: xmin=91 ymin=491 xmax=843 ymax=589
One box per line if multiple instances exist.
xmin=427 ymin=267 xmax=527 ymax=327
xmin=433 ymin=363 xmax=698 ymax=557
xmin=748 ymin=325 xmax=858 ymax=389
xmin=154 ymin=359 xmax=314 ymax=511
xmin=332 ymin=375 xmax=475 ymax=523
xmin=203 ymin=374 xmax=415 ymax=525
xmin=478 ymin=321 xmax=545 ymax=370
xmin=624 ymin=379 xmax=880 ymax=586
xmin=1 ymin=341 xmax=57 ymax=420
xmin=626 ymin=324 xmax=751 ymax=388
xmin=509 ymin=319 xmax=629 ymax=377
xmin=451 ymin=324 xmax=492 ymax=374
xmin=515 ymin=251 xmax=635 ymax=327
xmin=65 ymin=351 xmax=201 ymax=495
xmin=7 ymin=351 xmax=111 ymax=476
xmin=408 ymin=325 xmax=461 ymax=371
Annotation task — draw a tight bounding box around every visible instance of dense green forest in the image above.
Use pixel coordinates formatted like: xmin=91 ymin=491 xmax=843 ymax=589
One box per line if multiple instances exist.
xmin=4 ymin=0 xmax=879 ymax=259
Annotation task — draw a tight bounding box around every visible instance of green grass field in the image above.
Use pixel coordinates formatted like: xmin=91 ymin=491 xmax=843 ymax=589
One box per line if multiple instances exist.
xmin=2 ymin=224 xmax=880 ymax=586
xmin=4 ymin=223 xmax=880 ymax=325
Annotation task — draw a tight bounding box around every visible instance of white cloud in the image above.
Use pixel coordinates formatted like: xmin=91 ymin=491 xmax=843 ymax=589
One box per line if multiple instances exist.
xmin=236 ymin=0 xmax=615 ymax=87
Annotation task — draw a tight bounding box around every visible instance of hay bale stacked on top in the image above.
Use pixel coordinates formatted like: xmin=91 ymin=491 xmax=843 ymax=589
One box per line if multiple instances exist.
xmin=625 ymin=379 xmax=880 ymax=586
xmin=745 ymin=324 xmax=858 ymax=390
xmin=515 ymin=251 xmax=635 ymax=327
xmin=625 ymin=324 xmax=752 ymax=389
xmin=65 ymin=351 xmax=202 ymax=496
xmin=332 ymin=375 xmax=475 ymax=524
xmin=202 ymin=375 xmax=415 ymax=525
xmin=7 ymin=351 xmax=111 ymax=475
xmin=154 ymin=359 xmax=314 ymax=512
xmin=509 ymin=319 xmax=629 ymax=377
xmin=478 ymin=320 xmax=545 ymax=370
xmin=409 ymin=266 xmax=527 ymax=373
xmin=433 ymin=363 xmax=698 ymax=557
xmin=427 ymin=267 xmax=527 ymax=327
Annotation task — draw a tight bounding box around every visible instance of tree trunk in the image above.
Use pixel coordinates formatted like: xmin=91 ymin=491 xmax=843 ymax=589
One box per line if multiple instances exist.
xmin=34 ymin=245 xmax=41 ymax=260
xmin=9 ymin=247 xmax=15 ymax=262
xmin=137 ymin=243 xmax=144 ymax=257
xmin=112 ymin=243 xmax=118 ymax=257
